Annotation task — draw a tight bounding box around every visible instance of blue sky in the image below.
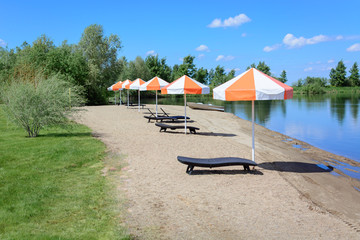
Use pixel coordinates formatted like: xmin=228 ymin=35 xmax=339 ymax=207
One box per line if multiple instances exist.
xmin=1 ymin=0 xmax=360 ymax=84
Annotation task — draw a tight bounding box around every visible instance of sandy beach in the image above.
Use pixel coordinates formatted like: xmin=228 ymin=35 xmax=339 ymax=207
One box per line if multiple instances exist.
xmin=75 ymin=104 xmax=360 ymax=239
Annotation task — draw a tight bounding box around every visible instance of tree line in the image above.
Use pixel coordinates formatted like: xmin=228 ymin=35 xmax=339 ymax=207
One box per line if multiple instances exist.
xmin=293 ymin=60 xmax=360 ymax=93
xmin=1 ymin=24 xmax=290 ymax=105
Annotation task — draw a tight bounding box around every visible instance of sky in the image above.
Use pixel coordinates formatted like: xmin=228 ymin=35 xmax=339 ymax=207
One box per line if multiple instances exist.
xmin=1 ymin=0 xmax=360 ymax=84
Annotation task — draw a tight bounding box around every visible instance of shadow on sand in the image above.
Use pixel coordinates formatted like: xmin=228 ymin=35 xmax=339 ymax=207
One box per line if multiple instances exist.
xmin=258 ymin=161 xmax=334 ymax=173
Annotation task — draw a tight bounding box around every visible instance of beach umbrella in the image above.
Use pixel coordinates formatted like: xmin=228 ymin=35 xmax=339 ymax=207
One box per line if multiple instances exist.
xmin=213 ymin=68 xmax=293 ymax=162
xmin=161 ymin=75 xmax=210 ymax=134
xmin=107 ymin=81 xmax=122 ymax=105
xmin=140 ymin=76 xmax=169 ymax=117
xmin=128 ymin=78 xmax=146 ymax=112
xmin=121 ymin=79 xmax=132 ymax=107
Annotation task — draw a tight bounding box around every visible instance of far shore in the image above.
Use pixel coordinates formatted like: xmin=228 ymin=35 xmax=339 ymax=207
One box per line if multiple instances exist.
xmin=75 ymin=104 xmax=360 ymax=239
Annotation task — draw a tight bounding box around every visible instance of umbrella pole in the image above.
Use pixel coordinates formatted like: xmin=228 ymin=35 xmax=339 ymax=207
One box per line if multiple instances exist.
xmin=120 ymin=90 xmax=122 ymax=105
xmin=114 ymin=92 xmax=116 ymax=105
xmin=184 ymin=94 xmax=187 ymax=135
xmin=156 ymin=90 xmax=158 ymax=117
xmin=127 ymin=90 xmax=129 ymax=107
xmin=138 ymin=89 xmax=140 ymax=112
xmin=252 ymin=100 xmax=255 ymax=162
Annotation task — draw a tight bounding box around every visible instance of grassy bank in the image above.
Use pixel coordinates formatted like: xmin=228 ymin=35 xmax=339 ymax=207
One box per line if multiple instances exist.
xmin=293 ymin=86 xmax=360 ymax=94
xmin=0 ymin=106 xmax=129 ymax=239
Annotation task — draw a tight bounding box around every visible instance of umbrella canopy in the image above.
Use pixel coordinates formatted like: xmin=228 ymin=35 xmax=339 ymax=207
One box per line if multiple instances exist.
xmin=140 ymin=77 xmax=169 ymax=117
xmin=161 ymin=75 xmax=210 ymax=134
xmin=128 ymin=78 xmax=146 ymax=111
xmin=213 ymin=68 xmax=293 ymax=161
xmin=121 ymin=80 xmax=132 ymax=107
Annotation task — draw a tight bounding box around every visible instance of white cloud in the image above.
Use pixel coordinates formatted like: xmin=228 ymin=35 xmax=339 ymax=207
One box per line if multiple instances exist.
xmin=328 ymin=59 xmax=334 ymax=63
xmin=336 ymin=35 xmax=344 ymax=40
xmin=304 ymin=67 xmax=313 ymax=72
xmin=346 ymin=43 xmax=360 ymax=52
xmin=216 ymin=55 xmax=235 ymax=61
xmin=146 ymin=50 xmax=156 ymax=56
xmin=208 ymin=13 xmax=251 ymax=28
xmin=195 ymin=44 xmax=209 ymax=52
xmin=197 ymin=54 xmax=205 ymax=59
xmin=216 ymin=55 xmax=224 ymax=61
xmin=283 ymin=33 xmax=331 ymax=48
xmin=263 ymin=44 xmax=282 ymax=52
xmin=241 ymin=33 xmax=247 ymax=37
xmin=0 ymin=39 xmax=6 ymax=47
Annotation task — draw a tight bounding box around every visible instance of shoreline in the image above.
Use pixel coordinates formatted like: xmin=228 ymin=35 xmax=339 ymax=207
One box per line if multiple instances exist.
xmin=75 ymin=104 xmax=360 ymax=239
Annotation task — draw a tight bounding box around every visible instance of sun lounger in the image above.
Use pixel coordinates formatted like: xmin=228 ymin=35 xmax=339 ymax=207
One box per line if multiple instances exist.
xmin=144 ymin=115 xmax=190 ymax=123
xmin=177 ymin=156 xmax=257 ymax=174
xmin=146 ymin=108 xmax=166 ymax=117
xmin=155 ymin=123 xmax=199 ymax=134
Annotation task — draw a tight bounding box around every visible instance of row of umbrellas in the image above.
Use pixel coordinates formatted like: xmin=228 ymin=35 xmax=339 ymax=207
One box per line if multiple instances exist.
xmin=107 ymin=68 xmax=293 ymax=162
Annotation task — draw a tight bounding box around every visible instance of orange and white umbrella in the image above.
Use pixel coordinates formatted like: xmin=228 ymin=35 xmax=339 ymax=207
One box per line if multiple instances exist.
xmin=161 ymin=75 xmax=210 ymax=134
xmin=128 ymin=78 xmax=145 ymax=111
xmin=140 ymin=76 xmax=169 ymax=117
xmin=121 ymin=79 xmax=132 ymax=107
xmin=213 ymin=68 xmax=293 ymax=161
xmin=107 ymin=81 xmax=122 ymax=105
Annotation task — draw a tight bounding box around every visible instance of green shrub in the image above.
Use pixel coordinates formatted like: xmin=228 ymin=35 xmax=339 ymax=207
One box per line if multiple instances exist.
xmin=1 ymin=74 xmax=85 ymax=137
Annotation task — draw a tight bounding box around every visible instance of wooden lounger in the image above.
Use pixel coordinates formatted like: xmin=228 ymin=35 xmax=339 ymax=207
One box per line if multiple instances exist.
xmin=177 ymin=156 xmax=257 ymax=174
xmin=144 ymin=115 xmax=190 ymax=123
xmin=155 ymin=123 xmax=199 ymax=134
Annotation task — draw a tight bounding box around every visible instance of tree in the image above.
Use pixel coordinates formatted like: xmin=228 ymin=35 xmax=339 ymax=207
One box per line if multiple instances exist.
xmin=210 ymin=65 xmax=227 ymax=87
xmin=194 ymin=67 xmax=208 ymax=84
xmin=172 ymin=55 xmax=197 ymax=80
xmin=1 ymin=74 xmax=84 ymax=137
xmin=78 ymin=24 xmax=122 ymax=104
xmin=330 ymin=60 xmax=347 ymax=87
xmin=278 ymin=70 xmax=287 ymax=83
xmin=145 ymin=55 xmax=171 ymax=80
xmin=247 ymin=61 xmax=271 ymax=75
xmin=349 ymin=62 xmax=360 ymax=86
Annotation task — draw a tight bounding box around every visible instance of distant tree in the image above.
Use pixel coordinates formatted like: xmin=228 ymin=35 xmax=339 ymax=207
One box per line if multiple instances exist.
xmin=194 ymin=67 xmax=208 ymax=84
xmin=126 ymin=56 xmax=151 ymax=81
xmin=145 ymin=55 xmax=171 ymax=80
xmin=278 ymin=70 xmax=288 ymax=83
xmin=330 ymin=60 xmax=347 ymax=87
xmin=206 ymin=68 xmax=215 ymax=85
xmin=210 ymin=65 xmax=227 ymax=87
xmin=78 ymin=24 xmax=122 ymax=104
xmin=172 ymin=55 xmax=197 ymax=80
xmin=247 ymin=61 xmax=271 ymax=75
xmin=292 ymin=79 xmax=303 ymax=87
xmin=349 ymin=62 xmax=360 ymax=86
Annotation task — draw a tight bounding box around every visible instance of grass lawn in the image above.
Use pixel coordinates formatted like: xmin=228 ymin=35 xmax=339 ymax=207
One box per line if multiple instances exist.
xmin=0 ymin=106 xmax=130 ymax=239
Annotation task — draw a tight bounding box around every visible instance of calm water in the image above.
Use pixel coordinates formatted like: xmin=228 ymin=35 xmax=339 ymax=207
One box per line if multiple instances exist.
xmin=141 ymin=93 xmax=360 ymax=162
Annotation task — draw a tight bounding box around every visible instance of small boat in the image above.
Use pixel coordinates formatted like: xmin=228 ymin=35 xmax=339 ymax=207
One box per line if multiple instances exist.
xmin=187 ymin=102 xmax=224 ymax=112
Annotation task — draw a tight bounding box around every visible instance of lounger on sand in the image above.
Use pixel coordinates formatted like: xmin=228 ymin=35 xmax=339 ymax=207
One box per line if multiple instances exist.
xmin=144 ymin=115 xmax=190 ymax=123
xmin=177 ymin=156 xmax=257 ymax=174
xmin=155 ymin=123 xmax=199 ymax=134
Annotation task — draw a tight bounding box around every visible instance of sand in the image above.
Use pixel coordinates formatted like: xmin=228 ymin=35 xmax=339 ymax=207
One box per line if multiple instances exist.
xmin=74 ymin=104 xmax=360 ymax=239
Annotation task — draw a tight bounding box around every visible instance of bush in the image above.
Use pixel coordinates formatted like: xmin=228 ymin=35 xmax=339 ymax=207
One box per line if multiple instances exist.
xmin=300 ymin=83 xmax=326 ymax=94
xmin=1 ymin=74 xmax=85 ymax=137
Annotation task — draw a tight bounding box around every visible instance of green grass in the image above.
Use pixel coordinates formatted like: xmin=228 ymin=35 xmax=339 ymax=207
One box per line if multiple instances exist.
xmin=0 ymin=106 xmax=130 ymax=239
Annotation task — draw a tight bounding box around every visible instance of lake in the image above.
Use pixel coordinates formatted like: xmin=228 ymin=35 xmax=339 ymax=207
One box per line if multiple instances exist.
xmin=140 ymin=93 xmax=360 ymax=163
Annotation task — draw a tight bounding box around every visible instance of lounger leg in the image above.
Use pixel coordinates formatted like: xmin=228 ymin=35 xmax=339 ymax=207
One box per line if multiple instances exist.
xmin=243 ymin=165 xmax=250 ymax=171
xmin=186 ymin=165 xmax=194 ymax=174
xmin=159 ymin=127 xmax=166 ymax=132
